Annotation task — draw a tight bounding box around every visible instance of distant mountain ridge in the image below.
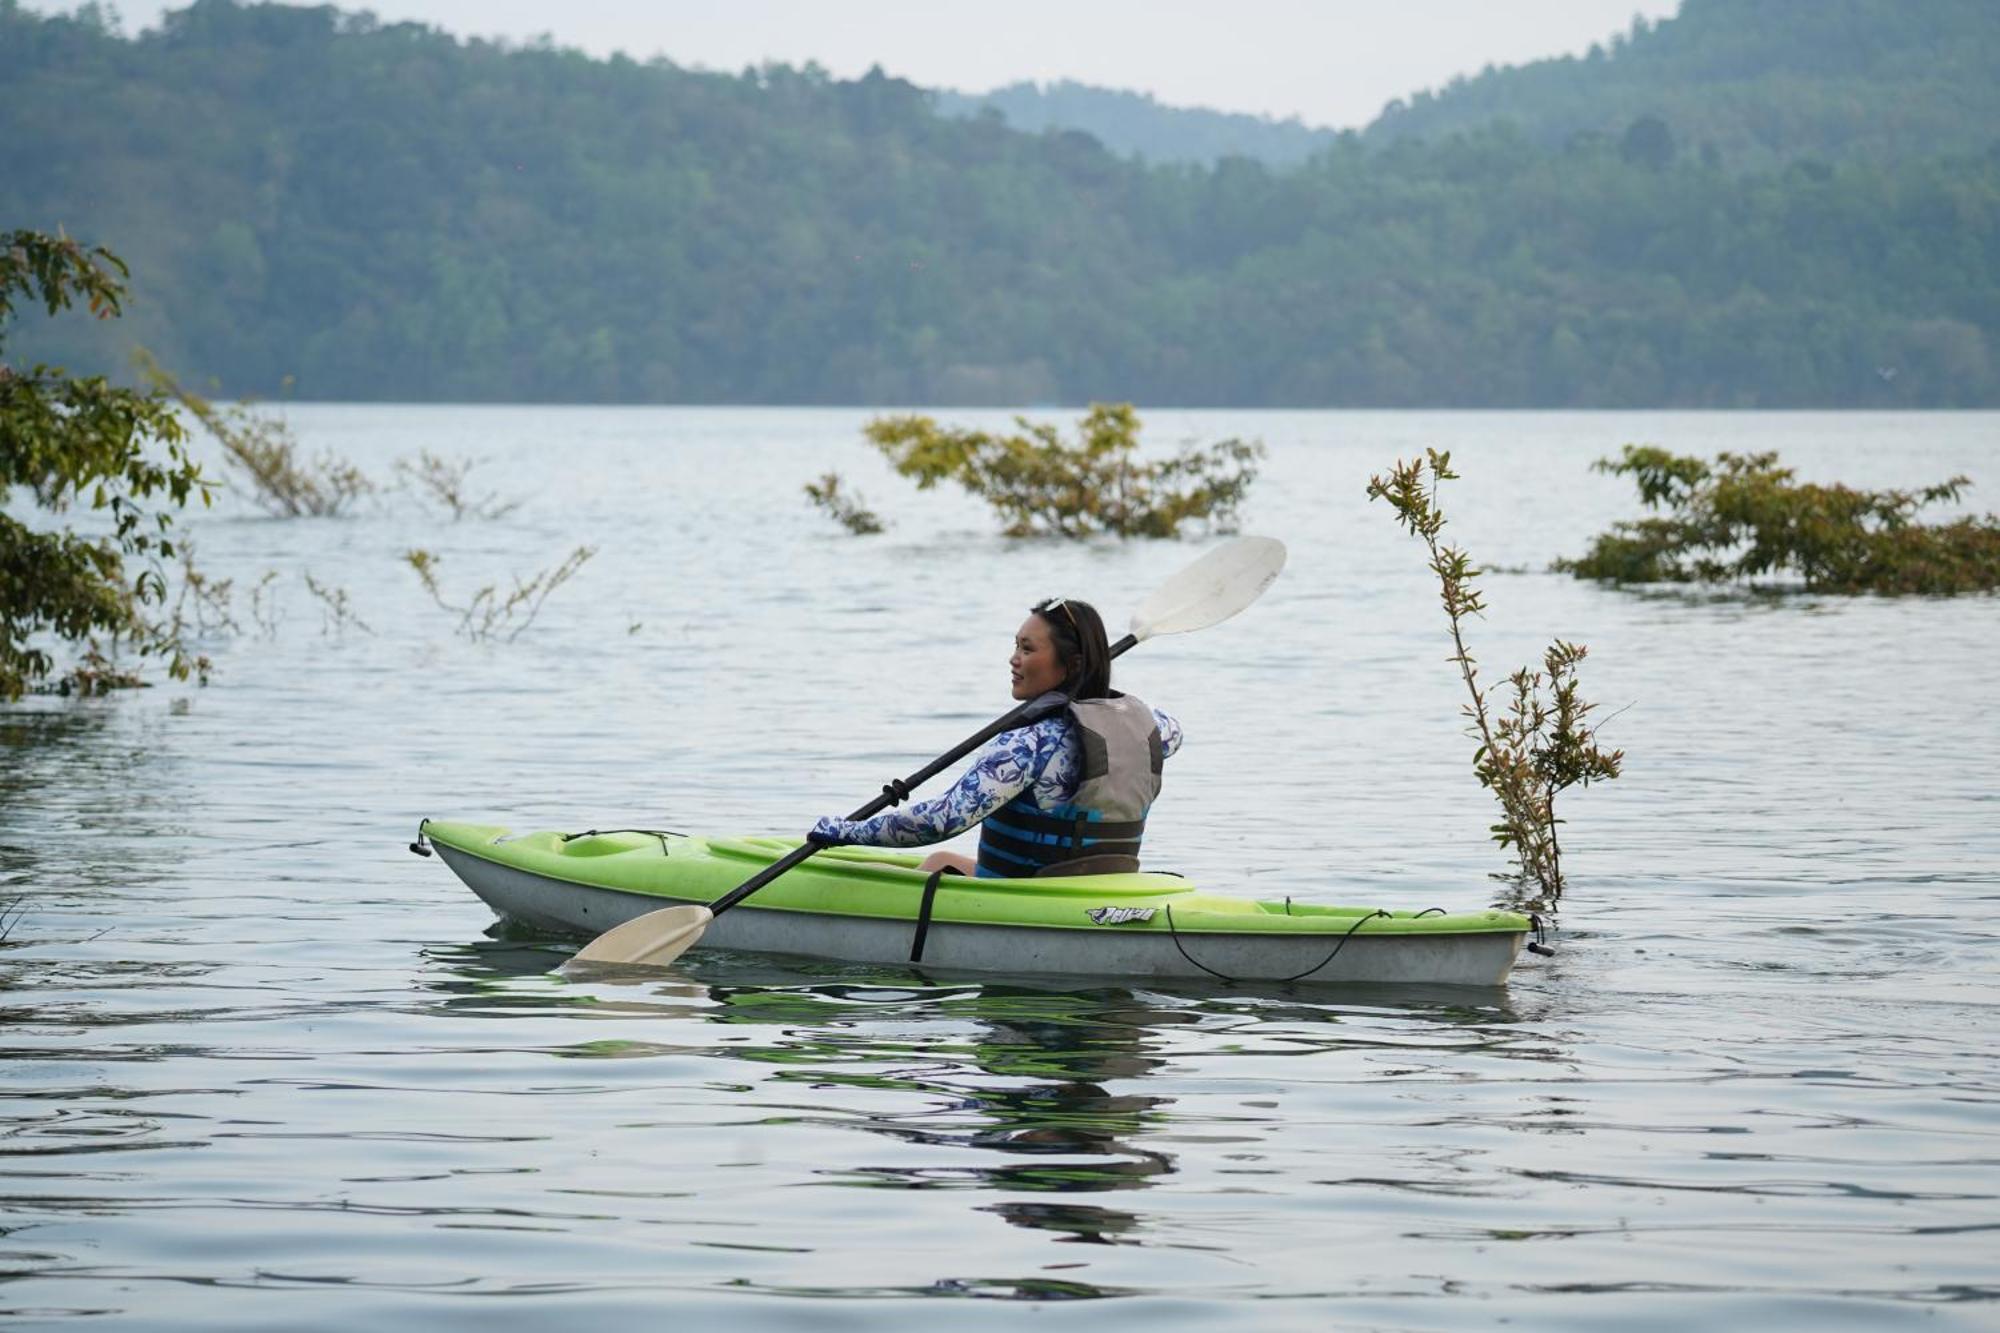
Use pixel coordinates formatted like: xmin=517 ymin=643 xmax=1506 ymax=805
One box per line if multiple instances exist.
xmin=932 ymin=1 xmax=1999 ymax=173
xmin=1365 ymin=0 xmax=2000 ymax=168
xmin=933 ymin=81 xmax=1343 ymax=168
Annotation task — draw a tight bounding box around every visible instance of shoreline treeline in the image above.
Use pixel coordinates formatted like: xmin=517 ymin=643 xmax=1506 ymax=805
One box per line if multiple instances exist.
xmin=4 ymin=0 xmax=1995 ymax=408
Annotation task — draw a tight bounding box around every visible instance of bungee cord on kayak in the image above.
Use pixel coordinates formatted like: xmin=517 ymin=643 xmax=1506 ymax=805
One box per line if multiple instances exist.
xmin=1162 ymin=906 xmax=1395 ymax=985
xmin=558 ymin=828 xmax=684 ymax=854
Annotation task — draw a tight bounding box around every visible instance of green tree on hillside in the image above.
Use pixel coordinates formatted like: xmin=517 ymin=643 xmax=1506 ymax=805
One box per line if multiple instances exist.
xmin=0 ymin=229 xmax=212 ymax=699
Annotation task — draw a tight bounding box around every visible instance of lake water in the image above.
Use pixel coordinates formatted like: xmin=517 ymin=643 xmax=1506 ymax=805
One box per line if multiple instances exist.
xmin=4 ymin=407 xmax=1998 ymax=1329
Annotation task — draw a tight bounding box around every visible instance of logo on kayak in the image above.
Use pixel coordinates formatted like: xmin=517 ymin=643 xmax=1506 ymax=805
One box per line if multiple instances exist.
xmin=1086 ymin=906 xmax=1156 ymax=926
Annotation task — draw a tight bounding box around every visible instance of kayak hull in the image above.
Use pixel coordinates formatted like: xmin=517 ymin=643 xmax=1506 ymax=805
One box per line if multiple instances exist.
xmin=425 ymin=821 xmax=1531 ymax=987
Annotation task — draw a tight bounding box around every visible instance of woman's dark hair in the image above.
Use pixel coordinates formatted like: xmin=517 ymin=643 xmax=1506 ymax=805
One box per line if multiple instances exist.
xmin=1031 ymin=597 xmax=1112 ymax=700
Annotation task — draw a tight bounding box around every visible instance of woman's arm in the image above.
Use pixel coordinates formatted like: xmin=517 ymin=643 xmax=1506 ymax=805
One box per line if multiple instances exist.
xmin=1154 ymin=707 xmax=1183 ymax=758
xmin=810 ymin=724 xmax=1041 ymax=848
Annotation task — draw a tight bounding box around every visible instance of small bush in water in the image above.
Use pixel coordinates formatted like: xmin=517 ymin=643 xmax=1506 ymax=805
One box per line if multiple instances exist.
xmin=863 ymin=403 xmax=1261 ymax=539
xmin=405 ymin=546 xmax=594 ymax=643
xmin=1558 ymin=446 xmax=2000 ymax=594
xmin=141 ymin=351 xmax=373 ymax=519
xmin=396 ymin=450 xmax=522 ymax=521
xmin=302 ymin=572 xmax=373 ymax=637
xmin=804 ymin=472 xmax=885 ymax=534
xmin=1369 ymin=449 xmax=1624 ymax=910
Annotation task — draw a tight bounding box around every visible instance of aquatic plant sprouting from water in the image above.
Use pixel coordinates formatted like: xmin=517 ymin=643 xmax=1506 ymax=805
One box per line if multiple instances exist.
xmin=395 ymin=450 xmax=523 ymax=522
xmin=108 ymin=542 xmax=238 ymax=686
xmin=139 ymin=352 xmax=373 ymax=518
xmin=248 ymin=570 xmax=283 ymax=637
xmin=404 ymin=546 xmax=595 ymax=643
xmin=302 ymin=572 xmax=373 ymax=637
xmin=1558 ymin=446 xmax=2000 ymax=594
xmin=1368 ymin=449 xmax=1624 ymax=909
xmin=28 ymin=541 xmax=233 ymax=696
xmin=803 ymin=472 xmax=885 ymax=535
xmin=863 ymin=403 xmax=1262 ymax=539
xmin=158 ymin=543 xmax=238 ymax=641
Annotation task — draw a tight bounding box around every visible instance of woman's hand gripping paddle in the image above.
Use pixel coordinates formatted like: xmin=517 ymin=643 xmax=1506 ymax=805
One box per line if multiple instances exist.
xmin=563 ymin=536 xmax=1287 ymax=973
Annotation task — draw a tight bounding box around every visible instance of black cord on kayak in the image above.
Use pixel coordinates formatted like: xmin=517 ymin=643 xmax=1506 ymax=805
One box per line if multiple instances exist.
xmin=1163 ymin=905 xmax=1392 ymax=985
xmin=560 ymin=828 xmax=686 ymax=839
xmin=408 ymin=821 xmax=432 ymax=857
xmin=560 ymin=828 xmax=685 ymax=854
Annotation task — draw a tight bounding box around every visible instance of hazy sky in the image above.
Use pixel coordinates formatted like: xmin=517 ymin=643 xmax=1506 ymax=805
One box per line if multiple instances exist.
xmin=63 ymin=0 xmax=1682 ymax=128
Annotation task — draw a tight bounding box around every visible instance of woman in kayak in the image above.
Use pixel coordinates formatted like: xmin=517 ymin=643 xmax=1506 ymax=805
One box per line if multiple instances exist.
xmin=809 ymin=597 xmax=1180 ymax=877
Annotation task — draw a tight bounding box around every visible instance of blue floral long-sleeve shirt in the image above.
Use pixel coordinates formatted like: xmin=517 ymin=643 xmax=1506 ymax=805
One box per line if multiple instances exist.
xmin=811 ymin=707 xmax=1182 ymax=848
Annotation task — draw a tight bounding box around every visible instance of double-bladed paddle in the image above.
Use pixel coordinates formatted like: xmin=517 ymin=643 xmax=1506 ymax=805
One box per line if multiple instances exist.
xmin=563 ymin=535 xmax=1287 ymax=972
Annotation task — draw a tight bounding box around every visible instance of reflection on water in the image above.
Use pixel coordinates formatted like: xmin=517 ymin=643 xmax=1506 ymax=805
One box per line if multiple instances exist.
xmin=737 ymin=985 xmax=1185 ymax=1200
xmin=3 ymin=408 xmax=1998 ymax=1325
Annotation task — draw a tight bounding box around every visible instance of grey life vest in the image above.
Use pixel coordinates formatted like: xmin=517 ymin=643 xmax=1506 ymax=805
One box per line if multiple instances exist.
xmin=975 ymin=692 xmax=1165 ymax=878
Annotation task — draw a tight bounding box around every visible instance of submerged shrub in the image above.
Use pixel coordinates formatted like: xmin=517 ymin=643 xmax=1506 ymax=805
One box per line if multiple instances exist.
xmin=141 ymin=353 xmax=373 ymax=518
xmin=804 ymin=472 xmax=885 ymax=534
xmin=862 ymin=403 xmax=1261 ymax=539
xmin=1369 ymin=450 xmax=1624 ymax=910
xmin=396 ymin=450 xmax=522 ymax=521
xmin=405 ymin=546 xmax=594 ymax=643
xmin=302 ymin=572 xmax=373 ymax=637
xmin=1559 ymin=446 xmax=2000 ymax=594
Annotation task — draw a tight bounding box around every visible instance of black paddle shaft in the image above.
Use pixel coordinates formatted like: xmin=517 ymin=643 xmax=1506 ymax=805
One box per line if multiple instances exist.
xmin=707 ymin=632 xmax=1140 ymax=918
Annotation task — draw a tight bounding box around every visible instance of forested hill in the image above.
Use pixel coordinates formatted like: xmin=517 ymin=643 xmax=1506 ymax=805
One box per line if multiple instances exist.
xmin=1367 ymin=0 xmax=2000 ymax=170
xmin=3 ymin=0 xmax=1996 ymax=407
xmin=934 ymin=81 xmax=1340 ymax=168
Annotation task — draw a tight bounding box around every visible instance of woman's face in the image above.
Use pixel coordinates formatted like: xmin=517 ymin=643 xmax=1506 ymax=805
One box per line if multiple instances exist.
xmin=1010 ymin=614 xmax=1070 ymax=700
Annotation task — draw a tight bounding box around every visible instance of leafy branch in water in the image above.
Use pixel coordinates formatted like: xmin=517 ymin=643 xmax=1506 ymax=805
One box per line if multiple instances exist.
xmin=159 ymin=543 xmax=238 ymax=642
xmin=44 ymin=640 xmax=146 ymax=696
xmin=248 ymin=570 xmax=282 ymax=637
xmin=1369 ymin=449 xmax=1624 ymax=909
xmin=863 ymin=403 xmax=1262 ymax=539
xmin=140 ymin=352 xmax=373 ymax=518
xmin=1558 ymin=446 xmax=2000 ymax=594
xmin=302 ymin=572 xmax=373 ymax=636
xmin=1 ymin=229 xmax=216 ymax=699
xmin=404 ymin=546 xmax=595 ymax=643
xmin=804 ymin=472 xmax=885 ymax=534
xmin=395 ymin=450 xmax=522 ymax=521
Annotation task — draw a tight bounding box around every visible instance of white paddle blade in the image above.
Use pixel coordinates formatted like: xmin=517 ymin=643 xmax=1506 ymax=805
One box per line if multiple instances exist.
xmin=562 ymin=904 xmax=714 ymax=972
xmin=1129 ymin=536 xmax=1287 ymax=641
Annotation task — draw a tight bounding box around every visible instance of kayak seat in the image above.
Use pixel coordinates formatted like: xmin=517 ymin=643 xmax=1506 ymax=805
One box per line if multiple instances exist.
xmin=1035 ymin=854 xmax=1140 ymax=878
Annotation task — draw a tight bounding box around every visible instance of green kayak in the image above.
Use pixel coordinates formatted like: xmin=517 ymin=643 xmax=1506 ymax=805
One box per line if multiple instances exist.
xmin=421 ymin=819 xmax=1535 ymax=986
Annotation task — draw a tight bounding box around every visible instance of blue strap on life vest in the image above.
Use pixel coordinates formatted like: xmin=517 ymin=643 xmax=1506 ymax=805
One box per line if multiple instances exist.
xmin=975 ymin=794 xmax=1147 ymax=878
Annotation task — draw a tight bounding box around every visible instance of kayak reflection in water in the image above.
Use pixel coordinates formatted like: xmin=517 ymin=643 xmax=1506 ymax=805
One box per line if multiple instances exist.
xmin=808 ymin=597 xmax=1181 ymax=879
